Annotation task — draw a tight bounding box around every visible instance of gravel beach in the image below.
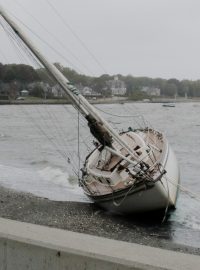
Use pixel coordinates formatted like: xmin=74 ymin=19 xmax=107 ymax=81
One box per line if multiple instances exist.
xmin=0 ymin=186 xmax=199 ymax=256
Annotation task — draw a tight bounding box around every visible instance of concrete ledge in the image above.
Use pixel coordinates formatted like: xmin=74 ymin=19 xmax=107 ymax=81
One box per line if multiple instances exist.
xmin=0 ymin=218 xmax=199 ymax=270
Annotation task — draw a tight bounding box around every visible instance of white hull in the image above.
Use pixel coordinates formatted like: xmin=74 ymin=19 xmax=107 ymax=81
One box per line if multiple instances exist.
xmin=83 ymin=132 xmax=180 ymax=214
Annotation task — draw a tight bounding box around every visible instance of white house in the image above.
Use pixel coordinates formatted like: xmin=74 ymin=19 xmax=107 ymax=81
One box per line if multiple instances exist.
xmin=107 ymin=76 xmax=126 ymax=96
xmin=141 ymin=87 xmax=160 ymax=96
xmin=21 ymin=89 xmax=29 ymax=96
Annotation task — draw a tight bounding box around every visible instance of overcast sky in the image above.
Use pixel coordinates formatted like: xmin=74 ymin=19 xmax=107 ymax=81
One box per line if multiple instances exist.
xmin=0 ymin=0 xmax=200 ymax=80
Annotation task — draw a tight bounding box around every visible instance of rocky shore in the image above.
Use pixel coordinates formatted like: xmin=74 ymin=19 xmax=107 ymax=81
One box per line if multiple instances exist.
xmin=0 ymin=186 xmax=199 ymax=256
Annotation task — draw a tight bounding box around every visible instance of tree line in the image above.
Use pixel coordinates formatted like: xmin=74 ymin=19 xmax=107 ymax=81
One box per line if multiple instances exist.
xmin=1 ymin=62 xmax=200 ymax=98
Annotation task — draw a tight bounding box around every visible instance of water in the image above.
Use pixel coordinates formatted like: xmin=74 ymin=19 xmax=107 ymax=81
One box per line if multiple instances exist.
xmin=0 ymin=103 xmax=200 ymax=248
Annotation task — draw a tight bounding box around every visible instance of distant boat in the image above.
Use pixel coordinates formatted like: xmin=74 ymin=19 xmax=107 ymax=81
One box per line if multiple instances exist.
xmin=162 ymin=103 xmax=175 ymax=108
xmin=162 ymin=94 xmax=177 ymax=107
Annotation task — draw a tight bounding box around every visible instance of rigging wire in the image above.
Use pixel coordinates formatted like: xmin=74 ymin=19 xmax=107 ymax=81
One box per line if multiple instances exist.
xmin=94 ymin=105 xmax=143 ymax=119
xmin=6 ymin=11 xmax=83 ymax=73
xmin=161 ymin=177 xmax=170 ymax=223
xmin=3 ymin=15 xmax=93 ymax=169
xmin=21 ymin=105 xmax=79 ymax=176
xmin=62 ymin=105 xmax=93 ymax=153
xmin=9 ymin=0 xmax=95 ymax=76
xmin=0 ymin=18 xmax=31 ymax=64
xmin=45 ymin=0 xmax=108 ymax=74
xmin=1 ymin=17 xmax=45 ymax=69
xmin=93 ymin=104 xmax=149 ymax=131
xmin=158 ymin=161 xmax=200 ymax=204
xmin=0 ymin=16 xmax=81 ymax=176
xmin=1 ymin=17 xmax=59 ymax=90
xmin=0 ymin=45 xmax=8 ymax=62
xmin=43 ymin=105 xmax=84 ymax=165
xmin=77 ymin=98 xmax=81 ymax=183
xmin=165 ymin=176 xmax=200 ymax=203
xmin=38 ymin=106 xmax=73 ymax=157
xmin=123 ymin=104 xmax=149 ymax=129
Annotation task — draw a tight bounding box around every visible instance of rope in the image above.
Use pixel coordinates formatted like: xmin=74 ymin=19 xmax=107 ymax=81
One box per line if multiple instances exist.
xmin=112 ymin=183 xmax=137 ymax=207
xmin=94 ymin=106 xmax=143 ymax=119
xmin=94 ymin=105 xmax=154 ymax=133
xmin=164 ymin=176 xmax=200 ymax=202
xmin=161 ymin=177 xmax=170 ymax=223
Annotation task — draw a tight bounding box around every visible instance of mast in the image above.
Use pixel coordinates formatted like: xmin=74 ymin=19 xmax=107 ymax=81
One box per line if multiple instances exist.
xmin=0 ymin=5 xmax=136 ymax=156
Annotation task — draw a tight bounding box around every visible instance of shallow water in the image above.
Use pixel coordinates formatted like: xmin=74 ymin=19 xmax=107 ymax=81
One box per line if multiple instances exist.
xmin=0 ymin=103 xmax=200 ymax=248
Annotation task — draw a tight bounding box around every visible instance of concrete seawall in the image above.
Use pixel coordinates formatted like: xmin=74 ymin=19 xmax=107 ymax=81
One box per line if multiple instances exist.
xmin=0 ymin=218 xmax=199 ymax=270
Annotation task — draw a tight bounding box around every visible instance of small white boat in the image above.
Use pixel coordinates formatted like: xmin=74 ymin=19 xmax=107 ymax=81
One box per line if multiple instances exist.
xmin=0 ymin=5 xmax=180 ymax=214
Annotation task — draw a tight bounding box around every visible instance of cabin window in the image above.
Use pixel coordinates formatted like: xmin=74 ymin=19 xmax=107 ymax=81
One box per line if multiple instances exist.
xmin=134 ymin=145 xmax=140 ymax=151
xmin=106 ymin=178 xmax=111 ymax=184
xmin=98 ymin=178 xmax=103 ymax=183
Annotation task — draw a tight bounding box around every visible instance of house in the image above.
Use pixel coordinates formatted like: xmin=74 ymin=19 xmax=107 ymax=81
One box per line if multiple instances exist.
xmin=82 ymin=86 xmax=93 ymax=96
xmin=141 ymin=87 xmax=160 ymax=96
xmin=106 ymin=76 xmax=126 ymax=96
xmin=21 ymin=89 xmax=29 ymax=97
xmin=75 ymin=85 xmax=101 ymax=98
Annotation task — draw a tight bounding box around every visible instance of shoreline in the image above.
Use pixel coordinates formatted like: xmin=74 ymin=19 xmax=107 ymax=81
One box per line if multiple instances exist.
xmin=0 ymin=97 xmax=200 ymax=105
xmin=0 ymin=185 xmax=199 ymax=256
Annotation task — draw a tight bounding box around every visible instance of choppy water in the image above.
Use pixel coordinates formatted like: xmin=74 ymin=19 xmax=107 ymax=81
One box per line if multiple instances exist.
xmin=0 ymin=103 xmax=200 ymax=248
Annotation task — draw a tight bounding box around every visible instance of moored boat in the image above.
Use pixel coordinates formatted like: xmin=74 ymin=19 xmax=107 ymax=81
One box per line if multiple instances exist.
xmin=162 ymin=103 xmax=175 ymax=108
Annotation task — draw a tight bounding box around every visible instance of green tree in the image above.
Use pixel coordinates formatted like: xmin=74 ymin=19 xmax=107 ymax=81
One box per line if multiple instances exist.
xmin=30 ymin=85 xmax=44 ymax=98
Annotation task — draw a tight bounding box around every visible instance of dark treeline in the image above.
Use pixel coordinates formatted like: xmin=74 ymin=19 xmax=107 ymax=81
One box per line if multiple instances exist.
xmin=1 ymin=62 xmax=200 ymax=97
xmin=0 ymin=63 xmax=39 ymax=84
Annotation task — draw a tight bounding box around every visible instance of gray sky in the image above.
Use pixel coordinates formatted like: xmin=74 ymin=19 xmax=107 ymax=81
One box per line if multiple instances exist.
xmin=0 ymin=0 xmax=200 ymax=80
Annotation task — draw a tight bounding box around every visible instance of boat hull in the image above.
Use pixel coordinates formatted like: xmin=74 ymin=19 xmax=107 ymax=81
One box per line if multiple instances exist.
xmin=86 ymin=146 xmax=180 ymax=214
xmin=162 ymin=104 xmax=175 ymax=107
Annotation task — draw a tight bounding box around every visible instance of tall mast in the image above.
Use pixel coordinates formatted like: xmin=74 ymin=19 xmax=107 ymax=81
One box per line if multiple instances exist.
xmin=0 ymin=5 xmax=136 ymax=155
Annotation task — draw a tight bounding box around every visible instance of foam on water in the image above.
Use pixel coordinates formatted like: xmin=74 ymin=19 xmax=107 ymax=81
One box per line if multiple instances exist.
xmin=38 ymin=166 xmax=72 ymax=188
xmin=0 ymin=163 xmax=90 ymax=202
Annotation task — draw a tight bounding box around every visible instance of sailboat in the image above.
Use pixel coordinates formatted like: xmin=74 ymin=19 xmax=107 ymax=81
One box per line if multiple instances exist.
xmin=162 ymin=103 xmax=175 ymax=108
xmin=0 ymin=6 xmax=180 ymax=214
xmin=162 ymin=94 xmax=177 ymax=108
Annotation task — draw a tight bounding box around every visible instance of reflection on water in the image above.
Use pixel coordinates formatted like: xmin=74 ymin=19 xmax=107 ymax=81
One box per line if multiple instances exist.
xmin=0 ymin=103 xmax=199 ymax=248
